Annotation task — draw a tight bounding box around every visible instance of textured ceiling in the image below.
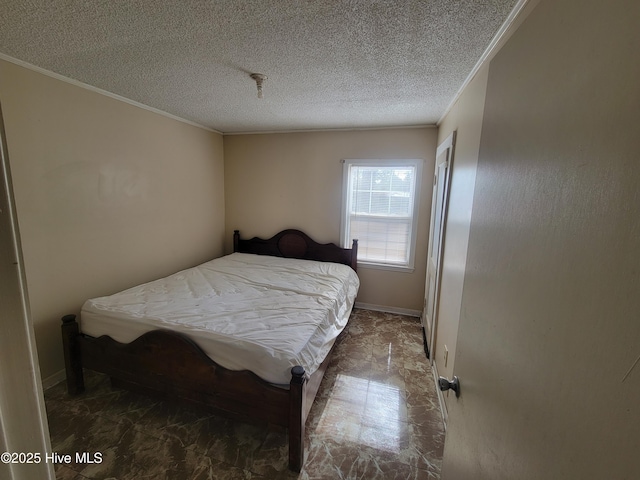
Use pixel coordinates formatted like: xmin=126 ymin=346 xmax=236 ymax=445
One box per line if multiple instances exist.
xmin=0 ymin=1 xmax=519 ymax=133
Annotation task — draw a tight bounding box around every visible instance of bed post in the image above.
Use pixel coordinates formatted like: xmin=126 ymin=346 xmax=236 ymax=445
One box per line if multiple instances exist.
xmin=351 ymin=238 xmax=358 ymax=272
xmin=233 ymin=230 xmax=240 ymax=252
xmin=289 ymin=365 xmax=307 ymax=472
xmin=61 ymin=314 xmax=85 ymax=395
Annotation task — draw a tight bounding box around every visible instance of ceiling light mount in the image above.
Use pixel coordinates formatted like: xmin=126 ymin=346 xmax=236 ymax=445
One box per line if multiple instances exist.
xmin=250 ymin=73 xmax=267 ymax=99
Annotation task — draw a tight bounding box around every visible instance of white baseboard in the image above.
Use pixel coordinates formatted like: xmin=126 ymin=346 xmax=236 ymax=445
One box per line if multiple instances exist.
xmin=431 ymin=361 xmax=449 ymax=429
xmin=354 ymin=302 xmax=421 ymax=317
xmin=42 ymin=369 xmax=66 ymax=390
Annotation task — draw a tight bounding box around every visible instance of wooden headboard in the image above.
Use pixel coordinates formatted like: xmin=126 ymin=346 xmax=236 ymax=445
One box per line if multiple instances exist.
xmin=233 ymin=229 xmax=358 ymax=272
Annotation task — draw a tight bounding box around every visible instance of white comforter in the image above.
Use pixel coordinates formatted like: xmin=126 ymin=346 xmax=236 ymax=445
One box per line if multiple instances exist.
xmin=81 ymin=253 xmax=359 ymax=385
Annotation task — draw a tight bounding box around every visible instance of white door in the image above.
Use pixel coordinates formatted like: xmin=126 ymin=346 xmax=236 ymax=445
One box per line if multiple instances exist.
xmin=0 ymin=103 xmax=55 ymax=480
xmin=424 ymin=132 xmax=455 ymax=360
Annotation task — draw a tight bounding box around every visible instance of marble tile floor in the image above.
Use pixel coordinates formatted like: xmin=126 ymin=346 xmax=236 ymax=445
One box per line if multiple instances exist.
xmin=44 ymin=308 xmax=445 ymax=480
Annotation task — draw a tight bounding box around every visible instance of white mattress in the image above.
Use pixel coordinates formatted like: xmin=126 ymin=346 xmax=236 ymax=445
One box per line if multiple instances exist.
xmin=80 ymin=253 xmax=360 ymax=385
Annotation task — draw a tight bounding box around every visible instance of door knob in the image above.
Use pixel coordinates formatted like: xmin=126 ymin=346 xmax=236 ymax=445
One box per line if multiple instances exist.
xmin=438 ymin=376 xmax=460 ymax=397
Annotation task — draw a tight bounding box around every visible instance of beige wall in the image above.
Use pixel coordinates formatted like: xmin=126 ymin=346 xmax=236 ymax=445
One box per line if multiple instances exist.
xmin=441 ymin=0 xmax=640 ymax=478
xmin=0 ymin=59 xmax=225 ymax=381
xmin=224 ymin=128 xmax=437 ymax=311
xmin=433 ymin=64 xmax=489 ymax=399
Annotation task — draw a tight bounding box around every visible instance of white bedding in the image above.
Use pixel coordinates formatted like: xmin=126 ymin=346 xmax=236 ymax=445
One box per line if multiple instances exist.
xmin=80 ymin=253 xmax=359 ymax=385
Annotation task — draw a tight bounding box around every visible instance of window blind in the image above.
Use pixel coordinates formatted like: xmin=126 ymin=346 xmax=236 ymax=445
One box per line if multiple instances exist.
xmin=342 ymin=161 xmax=420 ymax=268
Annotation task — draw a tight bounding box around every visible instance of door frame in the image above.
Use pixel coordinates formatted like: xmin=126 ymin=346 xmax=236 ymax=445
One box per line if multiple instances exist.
xmin=0 ymin=102 xmax=55 ymax=480
xmin=424 ymin=131 xmax=456 ymax=362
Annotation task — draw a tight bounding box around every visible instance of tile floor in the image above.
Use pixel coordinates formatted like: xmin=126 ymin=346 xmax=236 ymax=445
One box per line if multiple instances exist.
xmin=45 ymin=309 xmax=445 ymax=479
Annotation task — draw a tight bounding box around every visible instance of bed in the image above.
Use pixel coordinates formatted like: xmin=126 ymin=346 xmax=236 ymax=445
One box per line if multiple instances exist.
xmin=61 ymin=229 xmax=359 ymax=472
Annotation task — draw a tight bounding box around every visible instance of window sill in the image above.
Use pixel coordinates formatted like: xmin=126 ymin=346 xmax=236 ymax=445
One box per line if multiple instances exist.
xmin=357 ymin=261 xmax=415 ymax=273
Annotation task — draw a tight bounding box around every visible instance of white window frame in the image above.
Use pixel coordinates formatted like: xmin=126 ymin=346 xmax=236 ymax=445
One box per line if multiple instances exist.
xmin=340 ymin=158 xmax=423 ymax=272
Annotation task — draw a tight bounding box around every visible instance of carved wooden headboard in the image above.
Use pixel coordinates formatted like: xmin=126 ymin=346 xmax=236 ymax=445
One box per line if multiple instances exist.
xmin=233 ymin=229 xmax=358 ymax=272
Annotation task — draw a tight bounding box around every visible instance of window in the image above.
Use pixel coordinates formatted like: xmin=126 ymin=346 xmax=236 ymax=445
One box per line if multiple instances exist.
xmin=341 ymin=159 xmax=422 ymax=271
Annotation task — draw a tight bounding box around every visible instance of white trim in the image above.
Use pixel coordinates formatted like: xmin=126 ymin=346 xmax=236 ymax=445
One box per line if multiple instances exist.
xmin=0 ymin=102 xmax=56 ymax=479
xmin=41 ymin=369 xmax=67 ymax=390
xmin=436 ymin=131 xmax=455 ymax=158
xmin=431 ymin=360 xmax=449 ymax=428
xmin=0 ymin=53 xmax=222 ymax=134
xmin=356 ymin=262 xmax=415 ymax=273
xmin=437 ymin=0 xmax=536 ymax=125
xmin=354 ymin=302 xmax=421 ymax=318
xmin=223 ymin=124 xmax=437 ymax=136
xmin=425 ymin=132 xmax=456 ymax=360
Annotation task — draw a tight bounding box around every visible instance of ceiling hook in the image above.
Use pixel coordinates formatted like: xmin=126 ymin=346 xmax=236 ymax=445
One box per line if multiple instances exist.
xmin=250 ymin=73 xmax=267 ymax=99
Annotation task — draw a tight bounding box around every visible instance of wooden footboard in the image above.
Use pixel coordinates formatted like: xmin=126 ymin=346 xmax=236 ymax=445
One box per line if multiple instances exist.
xmin=60 ymin=314 xmax=311 ymax=471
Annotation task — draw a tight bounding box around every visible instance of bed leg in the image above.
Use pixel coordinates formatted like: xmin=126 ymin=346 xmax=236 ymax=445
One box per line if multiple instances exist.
xmin=351 ymin=238 xmax=358 ymax=272
xmin=61 ymin=314 xmax=85 ymax=395
xmin=289 ymin=365 xmax=306 ymax=472
xmin=233 ymin=230 xmax=240 ymax=252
